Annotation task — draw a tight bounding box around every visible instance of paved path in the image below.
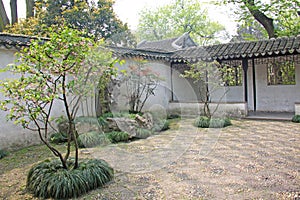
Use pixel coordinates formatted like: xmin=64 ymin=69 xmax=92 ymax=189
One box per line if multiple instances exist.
xmin=82 ymin=119 xmax=300 ymax=200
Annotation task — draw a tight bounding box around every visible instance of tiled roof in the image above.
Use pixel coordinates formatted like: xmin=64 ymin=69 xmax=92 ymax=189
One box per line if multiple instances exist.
xmin=109 ymin=46 xmax=172 ymax=61
xmin=171 ymin=35 xmax=300 ymax=62
xmin=0 ymin=33 xmax=47 ymax=50
xmin=1 ymin=32 xmax=299 ymax=62
xmin=136 ymin=32 xmax=197 ymax=52
xmin=113 ymin=35 xmax=300 ymax=62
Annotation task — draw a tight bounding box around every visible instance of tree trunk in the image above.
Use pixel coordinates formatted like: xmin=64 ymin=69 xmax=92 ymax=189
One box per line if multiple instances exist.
xmin=26 ymin=0 xmax=34 ymax=18
xmin=10 ymin=0 xmax=18 ymax=24
xmin=0 ymin=0 xmax=9 ymax=31
xmin=245 ymin=0 xmax=276 ymax=38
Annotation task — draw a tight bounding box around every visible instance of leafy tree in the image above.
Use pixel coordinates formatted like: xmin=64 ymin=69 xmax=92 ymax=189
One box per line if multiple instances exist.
xmin=222 ymin=0 xmax=300 ymax=38
xmin=0 ymin=27 xmax=116 ymax=169
xmin=0 ymin=0 xmax=34 ymax=31
xmin=137 ymin=0 xmax=225 ymax=45
xmin=230 ymin=21 xmax=267 ymax=42
xmin=5 ymin=0 xmax=136 ymax=46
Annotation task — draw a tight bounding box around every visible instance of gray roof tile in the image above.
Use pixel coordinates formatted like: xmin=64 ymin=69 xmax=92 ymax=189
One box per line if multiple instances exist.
xmin=0 ymin=33 xmax=47 ymax=50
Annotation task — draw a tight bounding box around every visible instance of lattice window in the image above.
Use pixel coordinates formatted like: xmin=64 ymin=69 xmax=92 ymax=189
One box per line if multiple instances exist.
xmin=267 ymin=61 xmax=295 ymax=85
xmin=220 ymin=64 xmax=243 ymax=86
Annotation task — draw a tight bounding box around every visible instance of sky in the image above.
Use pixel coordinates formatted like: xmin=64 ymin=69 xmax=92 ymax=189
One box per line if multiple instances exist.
xmin=3 ymin=0 xmax=237 ymax=36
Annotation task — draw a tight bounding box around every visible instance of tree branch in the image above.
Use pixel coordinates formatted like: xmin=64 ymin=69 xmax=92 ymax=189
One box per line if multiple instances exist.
xmin=244 ymin=0 xmax=276 ymax=38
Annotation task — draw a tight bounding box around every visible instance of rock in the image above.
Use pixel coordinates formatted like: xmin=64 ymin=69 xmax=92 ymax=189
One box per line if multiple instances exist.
xmin=75 ymin=121 xmax=100 ymax=135
xmin=57 ymin=118 xmax=100 ymax=135
xmin=106 ymin=117 xmax=138 ymax=138
xmin=135 ymin=113 xmax=153 ymax=129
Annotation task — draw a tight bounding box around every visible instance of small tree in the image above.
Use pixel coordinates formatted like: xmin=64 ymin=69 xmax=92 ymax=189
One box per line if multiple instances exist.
xmin=122 ymin=59 xmax=161 ymax=113
xmin=0 ymin=27 xmax=116 ymax=169
xmin=182 ymin=61 xmax=230 ymax=118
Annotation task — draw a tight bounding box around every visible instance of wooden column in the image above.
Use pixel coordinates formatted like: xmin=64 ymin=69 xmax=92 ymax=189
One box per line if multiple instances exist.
xmin=242 ymin=59 xmax=248 ymax=103
xmin=170 ymin=62 xmax=174 ymax=101
xmin=252 ymin=58 xmax=257 ymax=111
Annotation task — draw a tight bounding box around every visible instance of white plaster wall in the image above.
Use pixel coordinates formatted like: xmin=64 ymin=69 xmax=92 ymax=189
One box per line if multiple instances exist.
xmin=210 ymin=86 xmax=244 ymax=103
xmin=0 ymin=48 xmax=66 ymax=150
xmin=0 ymin=48 xmax=40 ymax=149
xmin=114 ymin=59 xmax=172 ymax=113
xmin=252 ymin=63 xmax=300 ymax=112
xmin=171 ymin=68 xmax=199 ymax=102
xmin=168 ymin=102 xmax=247 ymax=117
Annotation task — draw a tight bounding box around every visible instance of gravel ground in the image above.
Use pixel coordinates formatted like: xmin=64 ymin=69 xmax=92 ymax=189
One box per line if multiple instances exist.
xmin=0 ymin=119 xmax=299 ymax=199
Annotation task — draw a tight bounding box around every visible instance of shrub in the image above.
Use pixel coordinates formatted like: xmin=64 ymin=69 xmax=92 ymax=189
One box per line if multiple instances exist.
xmin=106 ymin=131 xmax=129 ymax=143
xmin=49 ymin=132 xmax=68 ymax=144
xmin=77 ymin=132 xmax=110 ymax=148
xmin=194 ymin=116 xmax=210 ymax=128
xmin=167 ymin=114 xmax=181 ymax=119
xmin=0 ymin=149 xmax=8 ymax=159
xmin=135 ymin=128 xmax=153 ymax=139
xmin=292 ymin=115 xmax=300 ymax=123
xmin=194 ymin=116 xmax=232 ymax=128
xmin=26 ymin=158 xmax=113 ymax=199
xmin=75 ymin=116 xmax=99 ymax=124
xmin=152 ymin=119 xmax=170 ymax=132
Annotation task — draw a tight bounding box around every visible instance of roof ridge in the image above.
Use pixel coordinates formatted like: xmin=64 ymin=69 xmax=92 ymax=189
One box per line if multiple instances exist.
xmin=0 ymin=32 xmax=48 ymax=40
xmin=175 ymin=35 xmax=300 ymax=52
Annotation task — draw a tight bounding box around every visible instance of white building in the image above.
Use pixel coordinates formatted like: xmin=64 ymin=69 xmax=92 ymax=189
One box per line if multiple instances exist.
xmin=0 ymin=32 xmax=299 ymax=148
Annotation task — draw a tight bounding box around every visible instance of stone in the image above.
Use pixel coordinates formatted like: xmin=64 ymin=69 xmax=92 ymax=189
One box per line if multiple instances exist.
xmin=106 ymin=117 xmax=138 ymax=138
xmin=135 ymin=113 xmax=153 ymax=129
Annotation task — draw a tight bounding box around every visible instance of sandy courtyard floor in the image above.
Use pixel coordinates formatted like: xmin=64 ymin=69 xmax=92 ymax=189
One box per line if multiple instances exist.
xmin=0 ymin=119 xmax=299 ymax=199
xmin=84 ymin=119 xmax=300 ymax=199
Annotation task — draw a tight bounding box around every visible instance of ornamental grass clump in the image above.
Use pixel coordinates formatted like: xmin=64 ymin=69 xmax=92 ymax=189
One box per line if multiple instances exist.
xmin=135 ymin=128 xmax=153 ymax=139
xmin=77 ymin=132 xmax=110 ymax=148
xmin=292 ymin=115 xmax=300 ymax=123
xmin=0 ymin=149 xmax=8 ymax=159
xmin=26 ymin=159 xmax=113 ymax=199
xmin=194 ymin=116 xmax=232 ymax=128
xmin=106 ymin=131 xmax=129 ymax=143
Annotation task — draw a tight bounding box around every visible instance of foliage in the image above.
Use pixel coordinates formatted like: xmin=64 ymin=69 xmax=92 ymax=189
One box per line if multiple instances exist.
xmin=292 ymin=115 xmax=300 ymax=123
xmin=122 ymin=59 xmax=161 ymax=113
xmin=26 ymin=158 xmax=114 ymax=199
xmin=77 ymin=132 xmax=110 ymax=148
xmin=167 ymin=114 xmax=181 ymax=119
xmin=182 ymin=61 xmax=229 ymax=118
xmin=221 ymin=0 xmax=300 ymax=39
xmin=135 ymin=128 xmax=153 ymax=139
xmin=106 ymin=131 xmax=129 ymax=143
xmin=49 ymin=132 xmax=68 ymax=144
xmin=152 ymin=119 xmax=170 ymax=132
xmin=98 ymin=112 xmax=138 ymax=128
xmin=194 ymin=116 xmax=232 ymax=128
xmin=4 ymin=0 xmax=135 ymax=46
xmin=0 ymin=149 xmax=8 ymax=159
xmin=0 ymin=27 xmax=116 ymax=169
xmin=137 ymin=0 xmax=225 ymax=45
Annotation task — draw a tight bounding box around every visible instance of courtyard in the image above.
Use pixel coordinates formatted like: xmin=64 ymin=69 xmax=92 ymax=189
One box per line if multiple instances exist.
xmin=0 ymin=118 xmax=300 ymax=199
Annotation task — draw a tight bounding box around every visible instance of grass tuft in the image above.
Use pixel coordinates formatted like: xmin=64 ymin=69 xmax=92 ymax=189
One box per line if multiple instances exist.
xmin=194 ymin=116 xmax=232 ymax=128
xmin=77 ymin=132 xmax=110 ymax=148
xmin=26 ymin=158 xmax=113 ymax=199
xmin=0 ymin=149 xmax=8 ymax=159
xmin=292 ymin=115 xmax=300 ymax=123
xmin=106 ymin=131 xmax=129 ymax=143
